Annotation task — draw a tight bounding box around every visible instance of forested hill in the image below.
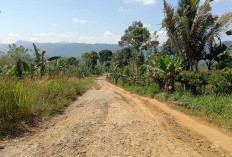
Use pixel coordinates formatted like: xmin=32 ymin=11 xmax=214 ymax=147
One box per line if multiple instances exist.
xmin=0 ymin=40 xmax=231 ymax=58
xmin=0 ymin=41 xmax=120 ymax=58
xmin=0 ymin=51 xmax=4 ymax=56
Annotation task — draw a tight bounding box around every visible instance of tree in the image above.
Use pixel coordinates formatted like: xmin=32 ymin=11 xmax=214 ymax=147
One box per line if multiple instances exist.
xmin=6 ymin=44 xmax=30 ymax=65
xmin=162 ymin=0 xmax=232 ymax=71
xmin=82 ymin=52 xmax=92 ymax=68
xmin=119 ymin=21 xmax=150 ymax=75
xmin=112 ymin=48 xmax=132 ymax=68
xmin=145 ymin=31 xmax=160 ymax=54
xmin=66 ymin=57 xmax=79 ymax=66
xmin=1 ymin=44 xmax=31 ymax=78
xmin=90 ymin=51 xmax=98 ymax=69
xmin=99 ymin=49 xmax=113 ymax=66
xmin=81 ymin=51 xmax=98 ymax=70
xmin=145 ymin=31 xmax=160 ymax=64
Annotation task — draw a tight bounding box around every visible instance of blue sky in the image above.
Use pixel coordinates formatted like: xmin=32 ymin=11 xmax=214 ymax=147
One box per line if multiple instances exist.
xmin=0 ymin=0 xmax=231 ymax=44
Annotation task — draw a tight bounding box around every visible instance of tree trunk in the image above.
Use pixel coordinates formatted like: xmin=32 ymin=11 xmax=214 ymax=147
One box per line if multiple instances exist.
xmin=195 ymin=61 xmax=199 ymax=72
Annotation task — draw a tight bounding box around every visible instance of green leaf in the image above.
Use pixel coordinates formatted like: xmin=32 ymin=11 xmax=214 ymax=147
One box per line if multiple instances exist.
xmin=33 ymin=43 xmax=40 ymax=64
xmin=22 ymin=61 xmax=30 ymax=72
xmin=226 ymin=30 xmax=232 ymax=36
xmin=47 ymin=56 xmax=61 ymax=61
xmin=159 ymin=57 xmax=167 ymax=73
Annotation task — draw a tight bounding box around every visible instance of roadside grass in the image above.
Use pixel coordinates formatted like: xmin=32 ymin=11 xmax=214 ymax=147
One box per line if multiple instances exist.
xmin=0 ymin=76 xmax=94 ymax=137
xmin=114 ymin=79 xmax=159 ymax=97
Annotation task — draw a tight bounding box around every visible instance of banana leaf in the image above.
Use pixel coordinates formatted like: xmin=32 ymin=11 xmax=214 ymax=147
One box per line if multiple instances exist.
xmin=47 ymin=56 xmax=61 ymax=61
xmin=22 ymin=61 xmax=30 ymax=72
xmin=33 ymin=43 xmax=40 ymax=64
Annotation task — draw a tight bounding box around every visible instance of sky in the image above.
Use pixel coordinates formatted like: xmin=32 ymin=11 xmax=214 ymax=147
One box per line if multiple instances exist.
xmin=0 ymin=0 xmax=231 ymax=45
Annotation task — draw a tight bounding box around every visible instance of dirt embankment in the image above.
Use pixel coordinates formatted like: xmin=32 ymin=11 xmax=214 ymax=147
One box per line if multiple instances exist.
xmin=0 ymin=76 xmax=232 ymax=157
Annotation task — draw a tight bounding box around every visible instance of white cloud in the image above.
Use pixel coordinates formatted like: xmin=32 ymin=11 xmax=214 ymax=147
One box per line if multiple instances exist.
xmin=52 ymin=24 xmax=58 ymax=27
xmin=103 ymin=31 xmax=121 ymax=43
xmin=0 ymin=31 xmax=121 ymax=44
xmin=8 ymin=33 xmax=19 ymax=38
xmin=200 ymin=0 xmax=231 ymax=3
xmin=213 ymin=0 xmax=225 ymax=2
xmin=118 ymin=7 xmax=133 ymax=13
xmin=72 ymin=18 xmax=87 ymax=24
xmin=104 ymin=31 xmax=114 ymax=36
xmin=124 ymin=0 xmax=156 ymax=5
xmin=144 ymin=23 xmax=152 ymax=28
xmin=156 ymin=30 xmax=168 ymax=45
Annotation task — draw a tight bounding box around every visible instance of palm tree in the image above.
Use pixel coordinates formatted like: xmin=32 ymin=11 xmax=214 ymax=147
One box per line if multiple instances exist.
xmin=204 ymin=38 xmax=228 ymax=70
xmin=162 ymin=0 xmax=232 ymax=71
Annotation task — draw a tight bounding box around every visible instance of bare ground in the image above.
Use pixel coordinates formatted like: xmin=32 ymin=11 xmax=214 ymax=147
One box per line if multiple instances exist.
xmin=1 ymin=76 xmax=232 ymax=157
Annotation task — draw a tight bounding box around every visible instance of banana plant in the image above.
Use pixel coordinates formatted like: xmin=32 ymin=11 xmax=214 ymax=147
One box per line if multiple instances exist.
xmin=31 ymin=43 xmax=61 ymax=78
xmin=109 ymin=64 xmax=124 ymax=85
xmin=45 ymin=58 xmax=65 ymax=76
xmin=147 ymin=56 xmax=182 ymax=92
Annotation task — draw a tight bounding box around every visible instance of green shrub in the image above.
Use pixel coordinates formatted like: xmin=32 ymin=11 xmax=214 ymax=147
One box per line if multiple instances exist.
xmin=178 ymin=70 xmax=210 ymax=94
xmin=215 ymin=57 xmax=232 ymax=70
xmin=178 ymin=69 xmax=232 ymax=95
xmin=208 ymin=69 xmax=232 ymax=94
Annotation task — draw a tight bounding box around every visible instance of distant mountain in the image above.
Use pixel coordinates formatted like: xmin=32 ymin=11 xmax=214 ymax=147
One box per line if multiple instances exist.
xmin=223 ymin=41 xmax=232 ymax=53
xmin=0 ymin=40 xmax=231 ymax=58
xmin=0 ymin=41 xmax=120 ymax=58
xmin=0 ymin=51 xmax=5 ymax=56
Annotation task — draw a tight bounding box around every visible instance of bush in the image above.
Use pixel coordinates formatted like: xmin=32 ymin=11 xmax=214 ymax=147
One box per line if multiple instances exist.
xmin=178 ymin=70 xmax=210 ymax=94
xmin=178 ymin=69 xmax=232 ymax=95
xmin=208 ymin=69 xmax=232 ymax=94
xmin=215 ymin=57 xmax=232 ymax=70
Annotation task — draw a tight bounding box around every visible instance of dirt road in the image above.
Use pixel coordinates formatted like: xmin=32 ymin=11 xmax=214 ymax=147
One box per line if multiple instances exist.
xmin=1 ymin=76 xmax=232 ymax=157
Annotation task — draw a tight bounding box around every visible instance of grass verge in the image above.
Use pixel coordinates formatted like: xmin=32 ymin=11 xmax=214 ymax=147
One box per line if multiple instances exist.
xmin=0 ymin=76 xmax=94 ymax=137
xmin=113 ymin=78 xmax=159 ymax=97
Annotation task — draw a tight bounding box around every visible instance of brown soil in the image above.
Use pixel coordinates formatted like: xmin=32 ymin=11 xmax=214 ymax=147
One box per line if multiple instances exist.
xmin=0 ymin=76 xmax=232 ymax=157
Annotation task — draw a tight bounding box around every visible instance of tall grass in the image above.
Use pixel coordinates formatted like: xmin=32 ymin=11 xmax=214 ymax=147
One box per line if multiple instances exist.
xmin=0 ymin=76 xmax=94 ymax=136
